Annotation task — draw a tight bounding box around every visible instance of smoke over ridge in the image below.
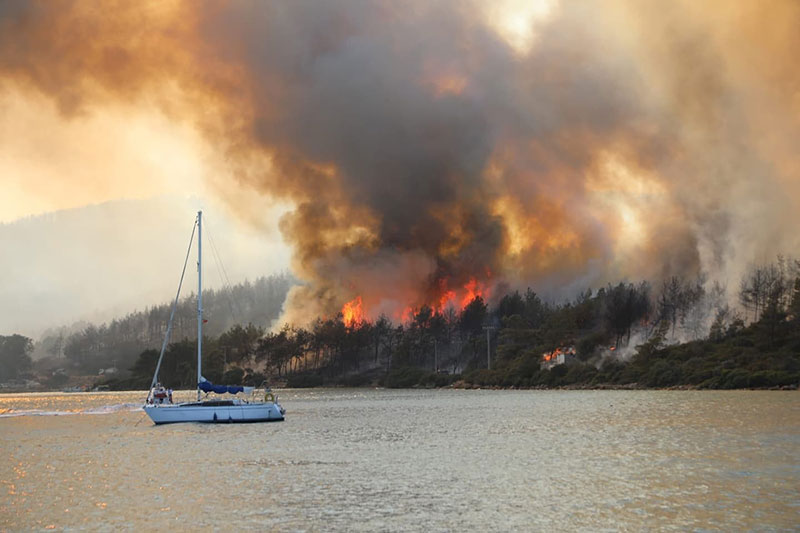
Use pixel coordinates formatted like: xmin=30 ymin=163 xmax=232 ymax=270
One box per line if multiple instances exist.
xmin=2 ymin=0 xmax=798 ymax=324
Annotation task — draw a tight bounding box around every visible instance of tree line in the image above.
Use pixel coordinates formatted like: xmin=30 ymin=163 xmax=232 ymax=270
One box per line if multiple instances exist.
xmin=113 ymin=256 xmax=799 ymax=391
xmin=6 ymin=258 xmax=797 ymax=390
xmin=33 ymin=273 xmax=293 ymax=377
xmin=0 ymin=334 xmax=33 ymax=382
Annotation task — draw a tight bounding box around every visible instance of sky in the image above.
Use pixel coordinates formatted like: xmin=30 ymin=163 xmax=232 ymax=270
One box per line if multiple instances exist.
xmin=0 ymin=85 xmax=292 ymax=336
xmin=1 ymin=0 xmax=798 ymax=335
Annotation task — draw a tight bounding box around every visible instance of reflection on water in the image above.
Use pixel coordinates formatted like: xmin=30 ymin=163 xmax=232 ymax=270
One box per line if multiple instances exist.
xmin=1 ymin=390 xmax=798 ymax=531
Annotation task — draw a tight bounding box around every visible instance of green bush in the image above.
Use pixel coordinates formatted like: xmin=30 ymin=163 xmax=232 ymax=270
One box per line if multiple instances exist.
xmin=464 ymin=369 xmax=502 ymax=386
xmin=244 ymin=371 xmax=266 ymax=387
xmin=563 ymin=363 xmax=598 ymax=384
xmin=341 ymin=373 xmax=373 ymax=387
xmin=645 ymin=359 xmax=681 ymax=387
xmin=680 ymin=357 xmax=710 ymax=385
xmin=577 ymin=333 xmax=607 ymax=361
xmin=222 ymin=367 xmax=245 ymax=384
xmin=286 ymin=373 xmax=324 ymax=388
xmin=417 ymin=372 xmax=457 ymax=388
xmin=747 ymin=370 xmax=797 ymax=388
xmin=385 ymin=366 xmax=427 ymax=388
xmin=719 ymin=368 xmax=751 ymax=389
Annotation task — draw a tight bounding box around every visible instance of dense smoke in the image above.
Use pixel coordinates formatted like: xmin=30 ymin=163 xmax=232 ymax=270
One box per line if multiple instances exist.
xmin=2 ymin=0 xmax=798 ymax=324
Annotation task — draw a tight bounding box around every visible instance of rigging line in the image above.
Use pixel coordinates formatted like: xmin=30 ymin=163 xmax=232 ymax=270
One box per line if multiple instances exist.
xmin=149 ymin=217 xmax=197 ymax=395
xmin=205 ymin=218 xmax=239 ymax=324
xmin=206 ymin=217 xmax=235 ymax=289
xmin=204 ymin=216 xmax=245 ymax=324
xmin=211 ymin=238 xmax=241 ymax=325
xmin=206 ymin=222 xmax=231 ymax=291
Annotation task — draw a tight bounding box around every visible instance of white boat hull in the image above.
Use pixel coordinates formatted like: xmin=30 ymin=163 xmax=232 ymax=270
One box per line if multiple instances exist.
xmin=143 ymin=401 xmax=284 ymax=425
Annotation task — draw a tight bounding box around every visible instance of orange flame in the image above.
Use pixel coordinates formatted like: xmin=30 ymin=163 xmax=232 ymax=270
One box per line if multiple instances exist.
xmin=342 ymin=296 xmax=364 ymax=327
xmin=397 ymin=306 xmax=414 ymax=323
xmin=438 ymin=289 xmax=457 ymax=311
xmin=392 ymin=275 xmax=493 ymax=324
xmin=542 ymin=346 xmax=575 ymax=362
xmin=460 ymin=277 xmax=487 ymax=308
xmin=542 ymin=347 xmax=563 ymax=362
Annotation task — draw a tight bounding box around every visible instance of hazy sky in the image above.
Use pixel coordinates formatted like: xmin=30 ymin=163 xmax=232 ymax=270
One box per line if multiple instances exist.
xmin=0 ymin=87 xmax=292 ymax=335
xmin=1 ymin=0 xmax=798 ymax=333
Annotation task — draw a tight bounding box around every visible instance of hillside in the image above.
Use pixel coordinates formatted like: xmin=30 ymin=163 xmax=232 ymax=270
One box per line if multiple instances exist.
xmin=4 ymin=260 xmax=798 ymax=392
xmin=24 ymin=273 xmax=294 ymax=388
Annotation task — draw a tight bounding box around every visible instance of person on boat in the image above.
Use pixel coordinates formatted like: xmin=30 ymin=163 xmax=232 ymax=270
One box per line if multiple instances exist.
xmin=152 ymin=383 xmax=170 ymax=404
xmin=167 ymin=388 xmax=173 ymax=404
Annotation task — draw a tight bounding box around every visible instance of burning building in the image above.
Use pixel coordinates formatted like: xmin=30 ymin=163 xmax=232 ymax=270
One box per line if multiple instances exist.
xmin=541 ymin=347 xmax=577 ymax=370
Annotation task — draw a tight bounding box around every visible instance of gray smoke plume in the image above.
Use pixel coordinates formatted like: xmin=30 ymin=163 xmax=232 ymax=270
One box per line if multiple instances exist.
xmin=1 ymin=0 xmax=798 ymax=324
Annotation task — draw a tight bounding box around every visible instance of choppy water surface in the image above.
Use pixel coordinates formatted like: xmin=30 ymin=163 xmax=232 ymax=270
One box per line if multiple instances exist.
xmin=1 ymin=389 xmax=798 ymax=531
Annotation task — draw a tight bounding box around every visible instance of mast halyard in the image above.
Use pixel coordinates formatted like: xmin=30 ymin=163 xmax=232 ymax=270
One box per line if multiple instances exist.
xmin=197 ymin=210 xmax=203 ymax=401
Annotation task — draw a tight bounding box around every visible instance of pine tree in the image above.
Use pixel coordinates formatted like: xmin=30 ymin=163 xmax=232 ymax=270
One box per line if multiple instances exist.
xmin=788 ymin=277 xmax=800 ymax=323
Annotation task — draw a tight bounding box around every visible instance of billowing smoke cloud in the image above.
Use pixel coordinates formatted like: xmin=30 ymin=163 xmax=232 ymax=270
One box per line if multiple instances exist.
xmin=2 ymin=0 xmax=798 ymax=325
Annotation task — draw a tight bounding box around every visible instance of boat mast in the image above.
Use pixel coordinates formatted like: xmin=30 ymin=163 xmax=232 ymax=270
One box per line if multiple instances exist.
xmin=146 ymin=217 xmax=197 ymax=401
xmin=197 ymin=210 xmax=203 ymax=401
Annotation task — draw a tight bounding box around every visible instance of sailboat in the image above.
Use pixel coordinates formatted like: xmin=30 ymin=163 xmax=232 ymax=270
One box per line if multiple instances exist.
xmin=143 ymin=211 xmax=285 ymax=424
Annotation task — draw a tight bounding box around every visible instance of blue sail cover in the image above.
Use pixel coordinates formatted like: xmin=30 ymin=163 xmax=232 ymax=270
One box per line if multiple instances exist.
xmin=198 ymin=380 xmax=244 ymax=394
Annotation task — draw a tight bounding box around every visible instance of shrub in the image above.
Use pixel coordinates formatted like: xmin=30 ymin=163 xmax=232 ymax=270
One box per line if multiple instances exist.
xmin=747 ymin=370 xmax=797 ymax=388
xmin=286 ymin=373 xmax=324 ymax=388
xmin=222 ymin=367 xmax=245 ymax=384
xmin=719 ymin=368 xmax=751 ymax=389
xmin=341 ymin=373 xmax=372 ymax=387
xmin=244 ymin=371 xmax=266 ymax=387
xmin=385 ymin=366 xmax=427 ymax=388
xmin=645 ymin=359 xmax=681 ymax=387
xmin=464 ymin=369 xmax=501 ymax=387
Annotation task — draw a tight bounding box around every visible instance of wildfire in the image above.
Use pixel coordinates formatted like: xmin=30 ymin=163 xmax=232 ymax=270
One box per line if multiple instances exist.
xmin=542 ymin=346 xmax=575 ymax=362
xmin=459 ymin=277 xmax=488 ymax=308
xmin=438 ymin=289 xmax=457 ymax=310
xmin=431 ymin=276 xmax=491 ymax=314
xmin=342 ymin=296 xmax=364 ymax=327
xmin=399 ymin=306 xmax=414 ymax=323
xmin=347 ymin=275 xmax=493 ymax=325
xmin=542 ymin=347 xmax=563 ymax=362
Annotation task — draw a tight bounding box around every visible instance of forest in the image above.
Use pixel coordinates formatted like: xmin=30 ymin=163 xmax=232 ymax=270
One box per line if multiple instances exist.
xmin=7 ymin=273 xmax=293 ymax=389
xmin=115 ymin=257 xmax=800 ymax=391
xmin=4 ymin=259 xmax=799 ymax=391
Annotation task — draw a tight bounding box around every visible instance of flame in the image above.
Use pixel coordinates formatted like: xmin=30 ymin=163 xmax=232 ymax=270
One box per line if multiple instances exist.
xmin=390 ymin=276 xmax=492 ymax=324
xmin=542 ymin=347 xmax=563 ymax=362
xmin=542 ymin=346 xmax=575 ymax=362
xmin=441 ymin=275 xmax=491 ymax=311
xmin=460 ymin=277 xmax=488 ymax=308
xmin=438 ymin=289 xmax=457 ymax=310
xmin=343 ymin=272 xmax=493 ymax=326
xmin=398 ymin=306 xmax=414 ymax=323
xmin=342 ymin=296 xmax=364 ymax=327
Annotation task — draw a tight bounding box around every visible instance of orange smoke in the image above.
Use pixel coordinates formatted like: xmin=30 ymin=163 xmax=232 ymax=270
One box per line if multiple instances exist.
xmin=2 ymin=0 xmax=799 ymax=332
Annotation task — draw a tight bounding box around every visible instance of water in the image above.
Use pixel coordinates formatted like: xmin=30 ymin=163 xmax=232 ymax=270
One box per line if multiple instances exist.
xmin=1 ymin=389 xmax=798 ymax=531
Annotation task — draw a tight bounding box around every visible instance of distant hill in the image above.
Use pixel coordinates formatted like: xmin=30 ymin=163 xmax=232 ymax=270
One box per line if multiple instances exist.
xmin=0 ymin=196 xmax=290 ymax=336
xmin=35 ymin=273 xmax=295 ymax=375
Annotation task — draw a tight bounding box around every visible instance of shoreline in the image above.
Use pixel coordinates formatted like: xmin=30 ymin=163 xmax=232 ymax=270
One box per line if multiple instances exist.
xmin=1 ymin=383 xmax=797 ymax=394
